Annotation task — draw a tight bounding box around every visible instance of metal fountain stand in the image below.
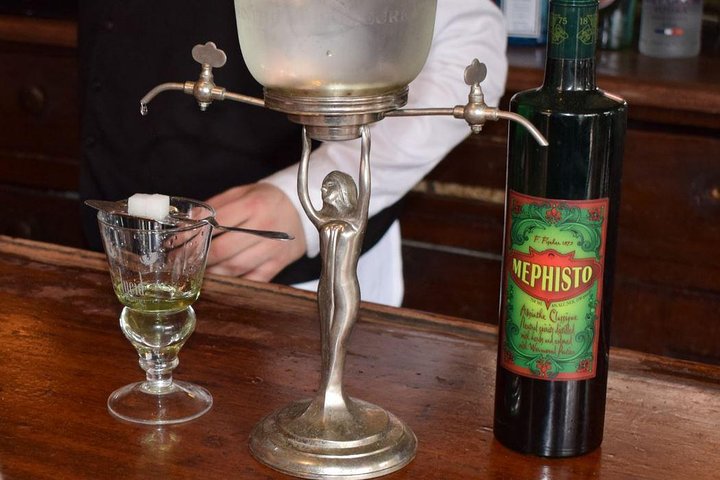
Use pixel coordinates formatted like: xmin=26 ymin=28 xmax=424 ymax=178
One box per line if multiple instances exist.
xmin=141 ymin=42 xmax=547 ymax=480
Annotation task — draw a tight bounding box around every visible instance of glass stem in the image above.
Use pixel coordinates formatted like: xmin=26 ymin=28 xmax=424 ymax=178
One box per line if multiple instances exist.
xmin=140 ymin=354 xmax=179 ymax=392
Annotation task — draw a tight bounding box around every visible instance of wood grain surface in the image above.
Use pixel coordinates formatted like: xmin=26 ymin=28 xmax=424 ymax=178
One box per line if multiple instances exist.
xmin=0 ymin=16 xmax=76 ymax=48
xmin=0 ymin=236 xmax=718 ymax=479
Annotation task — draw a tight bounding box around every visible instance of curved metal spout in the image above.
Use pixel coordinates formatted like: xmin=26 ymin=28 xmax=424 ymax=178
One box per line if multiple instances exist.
xmin=139 ymin=82 xmax=190 ymax=115
xmin=385 ymin=104 xmax=549 ymax=146
xmin=494 ymin=110 xmax=549 ymax=147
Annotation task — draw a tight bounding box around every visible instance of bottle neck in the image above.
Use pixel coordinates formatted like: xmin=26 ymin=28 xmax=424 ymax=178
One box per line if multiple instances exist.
xmin=543 ymin=1 xmax=599 ymax=91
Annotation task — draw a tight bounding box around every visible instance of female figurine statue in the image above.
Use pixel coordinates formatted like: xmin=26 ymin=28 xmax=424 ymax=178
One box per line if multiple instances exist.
xmin=297 ymin=125 xmax=371 ymax=416
xmin=252 ymin=126 xmax=415 ymax=472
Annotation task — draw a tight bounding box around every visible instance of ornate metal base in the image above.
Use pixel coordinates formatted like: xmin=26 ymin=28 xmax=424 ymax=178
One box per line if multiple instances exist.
xmin=249 ymin=397 xmax=417 ymax=479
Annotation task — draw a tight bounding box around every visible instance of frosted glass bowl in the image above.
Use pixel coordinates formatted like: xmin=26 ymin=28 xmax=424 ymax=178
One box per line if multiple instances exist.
xmin=234 ymin=0 xmax=437 ymax=98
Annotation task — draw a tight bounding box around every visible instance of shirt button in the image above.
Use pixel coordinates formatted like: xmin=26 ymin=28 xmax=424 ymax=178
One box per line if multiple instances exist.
xmin=103 ymin=20 xmax=115 ymax=31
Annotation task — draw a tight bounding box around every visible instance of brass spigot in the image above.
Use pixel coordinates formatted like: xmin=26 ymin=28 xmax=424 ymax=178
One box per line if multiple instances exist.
xmin=385 ymin=59 xmax=549 ymax=146
xmin=139 ymin=42 xmax=264 ymax=116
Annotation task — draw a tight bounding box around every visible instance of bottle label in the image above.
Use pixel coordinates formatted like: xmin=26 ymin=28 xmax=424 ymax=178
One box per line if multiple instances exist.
xmin=549 ymin=2 xmax=598 ymax=59
xmin=500 ymin=191 xmax=608 ymax=381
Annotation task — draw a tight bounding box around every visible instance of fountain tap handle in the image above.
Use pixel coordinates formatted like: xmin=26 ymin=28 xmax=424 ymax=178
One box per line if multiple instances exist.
xmin=457 ymin=59 xmax=490 ymax=133
xmin=464 ymin=59 xmax=487 ymax=90
xmin=188 ymin=42 xmax=228 ymax=111
xmin=457 ymin=59 xmax=548 ymax=146
xmin=191 ymin=42 xmax=227 ymax=69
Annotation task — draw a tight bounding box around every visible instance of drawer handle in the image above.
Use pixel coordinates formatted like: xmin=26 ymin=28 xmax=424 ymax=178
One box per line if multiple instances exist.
xmin=711 ymin=187 xmax=720 ymax=202
xmin=18 ymin=85 xmax=46 ymax=116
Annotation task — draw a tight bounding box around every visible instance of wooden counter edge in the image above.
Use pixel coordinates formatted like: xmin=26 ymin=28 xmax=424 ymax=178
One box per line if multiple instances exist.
xmin=2 ymin=235 xmax=719 ymax=387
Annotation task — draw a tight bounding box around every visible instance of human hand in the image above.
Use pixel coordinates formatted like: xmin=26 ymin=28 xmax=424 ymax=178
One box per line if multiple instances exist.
xmin=205 ymin=183 xmax=307 ymax=281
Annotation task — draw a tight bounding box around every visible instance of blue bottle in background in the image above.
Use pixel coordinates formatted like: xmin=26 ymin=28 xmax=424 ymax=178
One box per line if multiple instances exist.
xmin=496 ymin=0 xmax=549 ymax=45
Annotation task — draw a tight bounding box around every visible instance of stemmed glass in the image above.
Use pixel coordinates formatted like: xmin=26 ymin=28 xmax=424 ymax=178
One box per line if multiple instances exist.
xmin=97 ymin=197 xmax=214 ymax=425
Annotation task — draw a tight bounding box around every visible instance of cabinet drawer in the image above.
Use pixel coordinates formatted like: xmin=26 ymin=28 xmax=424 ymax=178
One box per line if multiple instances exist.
xmin=0 ymin=186 xmax=84 ymax=248
xmin=0 ymin=43 xmax=80 ymax=180
xmin=618 ymin=129 xmax=720 ymax=292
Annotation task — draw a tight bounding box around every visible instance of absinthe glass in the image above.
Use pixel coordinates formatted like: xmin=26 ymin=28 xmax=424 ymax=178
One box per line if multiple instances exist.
xmin=234 ymin=0 xmax=437 ymax=96
xmin=97 ymin=198 xmax=214 ymax=425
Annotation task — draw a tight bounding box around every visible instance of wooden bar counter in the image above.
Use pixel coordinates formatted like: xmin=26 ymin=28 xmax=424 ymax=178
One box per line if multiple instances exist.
xmin=0 ymin=236 xmax=718 ymax=479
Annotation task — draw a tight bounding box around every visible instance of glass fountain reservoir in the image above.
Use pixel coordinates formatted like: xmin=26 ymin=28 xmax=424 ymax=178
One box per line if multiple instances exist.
xmin=139 ymin=1 xmax=547 ymax=478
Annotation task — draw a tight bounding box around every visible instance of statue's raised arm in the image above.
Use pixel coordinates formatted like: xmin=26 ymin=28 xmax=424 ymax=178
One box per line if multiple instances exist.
xmin=297 ymin=128 xmax=324 ymax=228
xmin=355 ymin=126 xmax=371 ymax=224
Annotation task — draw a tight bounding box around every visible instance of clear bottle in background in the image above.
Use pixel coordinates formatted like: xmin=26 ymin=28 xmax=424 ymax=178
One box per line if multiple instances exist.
xmin=598 ymin=0 xmax=638 ymax=49
xmin=497 ymin=0 xmax=550 ymax=45
xmin=639 ymin=0 xmax=704 ymax=57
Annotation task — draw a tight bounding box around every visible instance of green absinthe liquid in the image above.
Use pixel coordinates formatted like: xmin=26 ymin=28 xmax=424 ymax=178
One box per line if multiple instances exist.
xmin=493 ymin=0 xmax=627 ymax=457
xmin=117 ymin=282 xmax=199 ymax=357
xmin=116 ymin=282 xmax=198 ymax=313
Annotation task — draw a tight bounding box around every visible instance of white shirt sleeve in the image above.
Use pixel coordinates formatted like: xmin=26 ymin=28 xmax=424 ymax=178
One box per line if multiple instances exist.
xmin=263 ymin=0 xmax=508 ymax=259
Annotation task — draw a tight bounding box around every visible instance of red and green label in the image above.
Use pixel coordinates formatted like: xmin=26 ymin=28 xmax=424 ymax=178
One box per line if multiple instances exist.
xmin=500 ymin=191 xmax=608 ymax=381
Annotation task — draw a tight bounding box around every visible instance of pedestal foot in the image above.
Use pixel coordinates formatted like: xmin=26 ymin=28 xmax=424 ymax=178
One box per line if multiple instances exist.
xmin=249 ymin=397 xmax=416 ymax=480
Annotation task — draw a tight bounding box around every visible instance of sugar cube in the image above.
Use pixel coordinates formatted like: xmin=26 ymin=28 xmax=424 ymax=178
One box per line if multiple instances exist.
xmin=127 ymin=193 xmax=170 ymax=221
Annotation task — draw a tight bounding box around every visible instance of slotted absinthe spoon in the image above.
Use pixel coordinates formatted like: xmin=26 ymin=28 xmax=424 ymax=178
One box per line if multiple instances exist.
xmin=85 ymin=199 xmax=294 ymax=241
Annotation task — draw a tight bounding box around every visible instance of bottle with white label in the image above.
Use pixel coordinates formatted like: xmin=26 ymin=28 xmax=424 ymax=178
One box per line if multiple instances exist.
xmin=639 ymin=0 xmax=703 ymax=58
xmin=497 ymin=0 xmax=549 ymax=45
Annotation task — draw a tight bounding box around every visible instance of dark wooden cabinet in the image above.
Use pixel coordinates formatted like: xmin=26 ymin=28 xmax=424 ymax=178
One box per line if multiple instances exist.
xmin=1 ymin=15 xmax=719 ymax=364
xmin=0 ymin=16 xmax=83 ymax=247
xmin=402 ymin=46 xmax=720 ymax=365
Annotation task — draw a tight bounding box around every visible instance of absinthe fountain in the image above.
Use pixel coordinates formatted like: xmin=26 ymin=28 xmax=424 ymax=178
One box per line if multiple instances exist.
xmin=139 ymin=1 xmax=547 ymax=478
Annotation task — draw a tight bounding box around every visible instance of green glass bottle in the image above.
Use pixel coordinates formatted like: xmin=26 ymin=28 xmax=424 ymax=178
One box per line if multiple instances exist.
xmin=493 ymin=0 xmax=627 ymax=457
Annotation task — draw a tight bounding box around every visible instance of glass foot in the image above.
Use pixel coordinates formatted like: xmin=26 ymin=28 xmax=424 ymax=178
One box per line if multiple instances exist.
xmin=107 ymin=380 xmax=212 ymax=425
